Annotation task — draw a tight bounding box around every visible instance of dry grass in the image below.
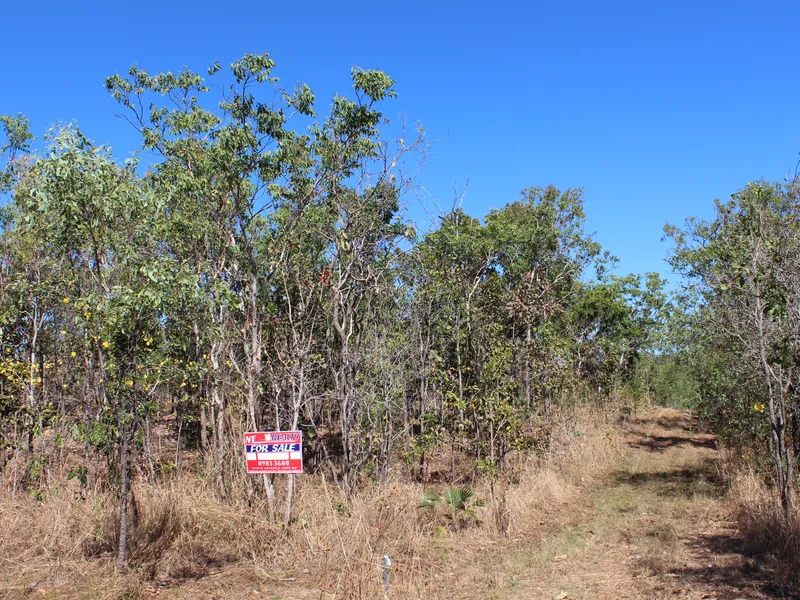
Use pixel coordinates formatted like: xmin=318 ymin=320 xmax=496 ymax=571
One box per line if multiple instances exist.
xmin=502 ymin=407 xmax=626 ymax=539
xmin=0 ymin=480 xmax=289 ymax=599
xmin=637 ymin=522 xmax=681 ymax=575
xmin=729 ymin=469 xmax=800 ymax=583
xmin=0 ymin=406 xmax=627 ymax=600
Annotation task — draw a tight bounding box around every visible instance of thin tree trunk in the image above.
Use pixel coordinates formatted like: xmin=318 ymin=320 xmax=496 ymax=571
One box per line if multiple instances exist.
xmin=209 ymin=341 xmax=226 ymax=498
xmin=755 ymin=276 xmax=792 ymax=516
xmin=200 ymin=404 xmax=208 ymax=452
xmin=117 ymin=430 xmax=130 ymax=574
xmin=283 ymin=474 xmax=295 ymax=526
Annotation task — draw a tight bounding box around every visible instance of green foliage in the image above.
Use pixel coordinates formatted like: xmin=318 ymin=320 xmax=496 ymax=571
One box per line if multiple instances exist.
xmin=0 ymin=53 xmax=669 ymax=550
xmin=67 ymin=465 xmax=89 ymax=489
xmin=405 ymin=186 xmax=656 ymax=472
xmin=628 ymin=353 xmax=700 ymax=408
xmin=0 ymin=114 xmax=33 ymax=193
xmin=666 ymin=180 xmax=800 ymax=513
xmin=418 ymin=486 xmax=485 ymax=525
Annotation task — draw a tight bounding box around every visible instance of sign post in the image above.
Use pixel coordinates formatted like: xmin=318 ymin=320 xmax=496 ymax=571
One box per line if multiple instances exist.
xmin=243 ymin=431 xmax=303 ymax=474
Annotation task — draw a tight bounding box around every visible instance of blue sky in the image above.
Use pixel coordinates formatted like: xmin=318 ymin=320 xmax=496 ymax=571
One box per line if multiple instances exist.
xmin=2 ymin=0 xmax=799 ymax=282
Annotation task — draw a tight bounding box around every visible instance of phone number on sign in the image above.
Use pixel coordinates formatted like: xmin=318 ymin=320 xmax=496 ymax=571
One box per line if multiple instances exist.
xmin=255 ymin=460 xmax=294 ymax=467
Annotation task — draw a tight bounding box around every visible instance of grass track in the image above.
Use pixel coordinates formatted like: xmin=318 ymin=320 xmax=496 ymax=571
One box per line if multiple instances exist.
xmin=486 ymin=409 xmax=791 ymax=600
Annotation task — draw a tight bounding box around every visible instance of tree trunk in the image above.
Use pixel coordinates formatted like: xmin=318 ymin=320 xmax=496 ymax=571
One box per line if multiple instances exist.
xmin=263 ymin=474 xmax=276 ymax=521
xmin=283 ymin=474 xmax=295 ymax=526
xmin=209 ymin=341 xmax=226 ymax=498
xmin=755 ymin=280 xmax=793 ymax=517
xmin=117 ymin=430 xmax=130 ymax=574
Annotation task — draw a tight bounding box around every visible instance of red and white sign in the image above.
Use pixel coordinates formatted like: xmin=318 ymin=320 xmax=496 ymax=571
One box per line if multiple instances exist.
xmin=243 ymin=431 xmax=303 ymax=474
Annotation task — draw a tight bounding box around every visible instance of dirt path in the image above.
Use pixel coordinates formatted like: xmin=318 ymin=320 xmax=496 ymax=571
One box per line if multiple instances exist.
xmin=497 ymin=409 xmax=791 ymax=600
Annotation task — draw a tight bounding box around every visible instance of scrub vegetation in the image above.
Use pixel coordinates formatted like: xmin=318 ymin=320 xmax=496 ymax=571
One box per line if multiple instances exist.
xmin=0 ymin=53 xmax=798 ymax=598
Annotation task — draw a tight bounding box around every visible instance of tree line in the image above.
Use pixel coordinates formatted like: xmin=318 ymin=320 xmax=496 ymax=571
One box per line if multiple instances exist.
xmin=0 ymin=54 xmax=669 ymax=569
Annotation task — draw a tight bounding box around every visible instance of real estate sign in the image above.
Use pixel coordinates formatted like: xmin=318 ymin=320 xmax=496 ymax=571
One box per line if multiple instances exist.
xmin=243 ymin=431 xmax=303 ymax=474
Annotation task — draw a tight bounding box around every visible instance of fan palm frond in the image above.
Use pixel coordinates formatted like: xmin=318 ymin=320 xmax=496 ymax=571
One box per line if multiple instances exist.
xmin=418 ymin=490 xmax=443 ymax=510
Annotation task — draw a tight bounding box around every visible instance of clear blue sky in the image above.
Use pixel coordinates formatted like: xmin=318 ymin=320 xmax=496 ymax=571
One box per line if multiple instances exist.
xmin=2 ymin=0 xmax=799 ymax=281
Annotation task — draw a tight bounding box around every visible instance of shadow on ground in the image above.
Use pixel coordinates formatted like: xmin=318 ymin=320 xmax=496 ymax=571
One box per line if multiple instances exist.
xmin=627 ymin=412 xmax=703 ymax=433
xmin=668 ymin=532 xmax=800 ymax=599
xmin=627 ymin=433 xmax=718 ymax=453
xmin=611 ymin=460 xmax=726 ymax=499
xmin=617 ymin=410 xmax=798 ymax=599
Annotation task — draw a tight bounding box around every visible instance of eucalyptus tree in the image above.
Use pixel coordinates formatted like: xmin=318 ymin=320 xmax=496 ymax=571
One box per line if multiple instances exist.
xmin=309 ymin=70 xmax=425 ymax=489
xmin=485 ymin=186 xmax=604 ymax=418
xmin=569 ymin=273 xmax=670 ymax=398
xmin=405 ymin=186 xmax=609 ymax=470
xmin=106 ymin=55 xmax=426 ymax=500
xmin=0 ymin=115 xmax=33 ymax=492
xmin=0 ymin=114 xmax=33 ymax=195
xmin=262 ymin=201 xmax=330 ymax=521
xmin=0 ymin=200 xmax=65 ymax=493
xmin=667 ymin=180 xmax=800 ymax=517
xmin=105 ymin=55 xmax=310 ymax=508
xmin=409 ymin=209 xmax=494 ymax=468
xmin=10 ymin=125 xmax=173 ymax=571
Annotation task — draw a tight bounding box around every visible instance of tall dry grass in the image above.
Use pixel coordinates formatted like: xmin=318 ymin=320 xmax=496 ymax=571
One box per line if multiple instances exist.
xmin=0 ymin=406 xmax=626 ymax=599
xmin=0 ymin=479 xmax=288 ymax=599
xmin=729 ymin=469 xmax=800 ymax=583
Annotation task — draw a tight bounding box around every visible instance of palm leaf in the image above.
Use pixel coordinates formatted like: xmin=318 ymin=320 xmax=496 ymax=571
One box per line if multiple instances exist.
xmin=418 ymin=490 xmax=443 ymax=510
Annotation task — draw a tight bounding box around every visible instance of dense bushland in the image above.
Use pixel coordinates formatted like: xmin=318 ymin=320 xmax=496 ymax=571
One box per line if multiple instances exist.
xmin=0 ymin=53 xmax=669 ymax=579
